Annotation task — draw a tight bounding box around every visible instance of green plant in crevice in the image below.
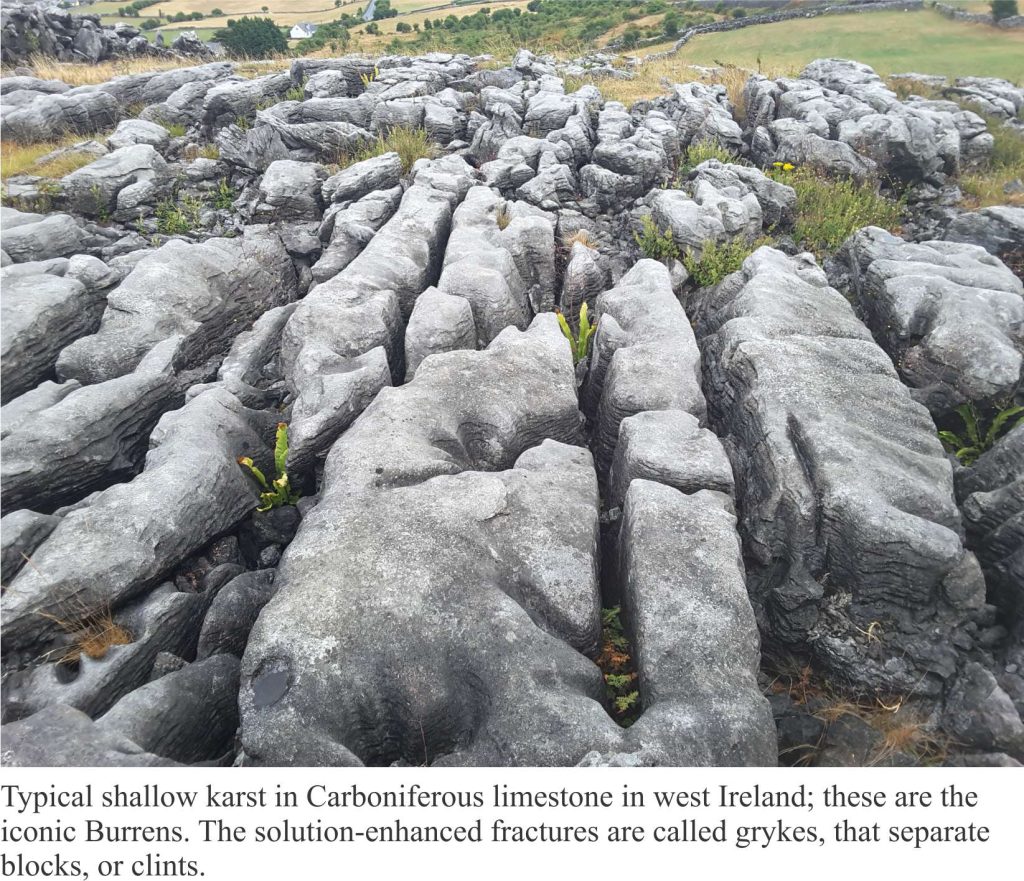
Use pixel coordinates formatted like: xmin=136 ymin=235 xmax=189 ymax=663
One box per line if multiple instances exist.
xmin=767 ymin=164 xmax=904 ymax=255
xmin=676 ymin=138 xmax=743 ymax=179
xmin=682 ymin=235 xmax=770 ymax=288
xmin=633 ymin=214 xmax=679 ymax=262
xmin=212 ymin=177 xmax=235 ymax=211
xmin=556 ymin=301 xmax=597 ymax=365
xmin=938 ymin=402 xmax=1023 ymax=466
xmin=155 ymin=194 xmax=203 ymax=235
xmin=597 ymin=606 xmax=640 ymax=726
xmin=238 ymin=422 xmax=301 ymax=512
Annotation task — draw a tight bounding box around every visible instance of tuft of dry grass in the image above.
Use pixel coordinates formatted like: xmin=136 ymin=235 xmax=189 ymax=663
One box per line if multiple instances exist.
xmin=334 ymin=126 xmax=438 ymax=174
xmin=38 ymin=607 xmax=133 ymax=666
xmin=496 ymin=204 xmax=511 ymax=231
xmin=563 ymin=229 xmax=598 ymax=250
xmin=767 ymin=658 xmax=952 ymax=766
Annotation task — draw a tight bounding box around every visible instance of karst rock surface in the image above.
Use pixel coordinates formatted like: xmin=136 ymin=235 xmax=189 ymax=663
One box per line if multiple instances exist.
xmin=1 ymin=47 xmax=1021 ymax=768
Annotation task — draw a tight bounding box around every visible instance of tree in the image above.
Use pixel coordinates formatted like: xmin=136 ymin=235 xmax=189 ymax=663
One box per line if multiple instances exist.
xmin=621 ymin=26 xmax=641 ymax=49
xmin=663 ymin=11 xmax=680 ymax=36
xmin=214 ymin=16 xmax=288 ymax=58
xmin=365 ymin=21 xmax=379 ymax=34
xmin=211 ymin=6 xmax=223 ymax=14
xmin=261 ymin=5 xmax=269 ymax=12
xmin=396 ymin=21 xmax=411 ymax=32
xmin=990 ymin=0 xmax=1019 ymax=18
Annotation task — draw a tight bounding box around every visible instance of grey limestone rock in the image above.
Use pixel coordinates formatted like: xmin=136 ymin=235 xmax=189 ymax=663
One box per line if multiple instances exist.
xmin=0 ymin=389 xmax=273 ymax=653
xmin=58 ymin=228 xmax=298 ymax=384
xmin=835 ymin=226 xmax=1023 ymax=414
xmin=582 ymin=259 xmax=706 ymax=480
xmin=694 ymin=246 xmax=985 ymax=693
xmin=403 ymin=287 xmax=476 ymax=381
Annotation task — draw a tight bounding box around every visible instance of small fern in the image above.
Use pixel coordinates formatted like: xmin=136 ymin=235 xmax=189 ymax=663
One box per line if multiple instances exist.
xmin=238 ymin=422 xmax=301 ymax=512
xmin=556 ymin=302 xmax=597 ymax=365
xmin=939 ymin=402 xmax=1023 ymax=466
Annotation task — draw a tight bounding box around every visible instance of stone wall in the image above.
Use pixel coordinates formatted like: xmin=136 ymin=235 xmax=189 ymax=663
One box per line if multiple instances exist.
xmin=934 ymin=2 xmax=1024 ymax=28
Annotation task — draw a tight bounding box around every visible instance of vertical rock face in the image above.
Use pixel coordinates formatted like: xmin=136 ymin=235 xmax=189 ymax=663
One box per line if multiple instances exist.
xmin=834 ymin=226 xmax=1024 ymax=415
xmin=956 ymin=425 xmax=1024 ymax=623
xmin=694 ymin=247 xmax=986 ymax=694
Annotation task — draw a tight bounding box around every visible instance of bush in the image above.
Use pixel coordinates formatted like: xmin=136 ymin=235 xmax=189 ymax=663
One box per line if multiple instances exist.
xmin=663 ymin=11 xmax=680 ymax=36
xmin=634 ymin=214 xmax=679 ymax=261
xmin=621 ymin=26 xmax=641 ymax=48
xmin=213 ymin=16 xmax=288 ymax=58
xmin=990 ymin=0 xmax=1019 ymax=20
xmin=770 ymin=165 xmax=903 ymax=254
xmin=683 ymin=236 xmax=768 ymax=287
xmin=677 ymin=139 xmax=741 ymax=177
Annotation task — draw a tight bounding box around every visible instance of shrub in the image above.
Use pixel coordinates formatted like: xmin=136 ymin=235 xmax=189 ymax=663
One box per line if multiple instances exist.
xmin=939 ymin=402 xmax=1023 ymax=466
xmin=556 ymin=302 xmax=597 ymax=365
xmin=683 ymin=236 xmax=769 ymax=288
xmin=634 ymin=214 xmax=679 ymax=261
xmin=990 ymin=0 xmax=1019 ymax=21
xmin=213 ymin=16 xmax=287 ymax=59
xmin=212 ymin=177 xmax=235 ymax=210
xmin=770 ymin=165 xmax=903 ymax=254
xmin=677 ymin=138 xmax=742 ymax=177
xmin=156 ymin=194 xmax=203 ymax=235
xmin=238 ymin=423 xmax=301 ymax=512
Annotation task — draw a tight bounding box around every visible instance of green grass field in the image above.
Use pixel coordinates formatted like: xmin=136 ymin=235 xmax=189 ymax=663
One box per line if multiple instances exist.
xmin=642 ymin=8 xmax=1024 ymax=83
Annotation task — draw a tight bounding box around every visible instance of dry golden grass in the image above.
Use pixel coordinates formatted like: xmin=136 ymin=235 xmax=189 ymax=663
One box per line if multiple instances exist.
xmin=1 ymin=133 xmax=112 ymax=180
xmin=568 ymin=56 xmax=793 ymax=108
xmin=4 ymin=53 xmax=197 ymax=87
xmin=768 ymin=658 xmax=952 ymax=766
xmin=563 ymin=229 xmax=598 ymax=250
xmin=38 ymin=607 xmax=133 ymax=666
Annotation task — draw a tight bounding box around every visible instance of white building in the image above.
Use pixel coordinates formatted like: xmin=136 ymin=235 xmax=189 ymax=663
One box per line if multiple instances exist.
xmin=289 ymin=22 xmax=318 ymax=40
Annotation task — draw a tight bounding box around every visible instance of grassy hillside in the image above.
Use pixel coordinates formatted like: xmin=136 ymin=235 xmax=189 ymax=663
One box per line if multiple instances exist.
xmin=639 ymin=8 xmax=1024 ymax=82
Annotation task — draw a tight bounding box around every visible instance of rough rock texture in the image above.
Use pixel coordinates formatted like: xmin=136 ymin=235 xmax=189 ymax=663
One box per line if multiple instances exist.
xmin=834 ymin=226 xmax=1024 ymax=414
xmin=582 ymin=259 xmax=706 ymax=480
xmin=943 ymin=205 xmax=1024 ymax=263
xmin=617 ymin=482 xmax=776 ymax=765
xmin=281 ymin=158 xmax=474 ymax=469
xmin=1 ymin=346 xmax=182 ymax=513
xmin=1 ymin=389 xmax=273 ymax=653
xmin=694 ymin=247 xmax=985 ymax=694
xmin=957 ymin=425 xmax=1024 ymax=622
xmin=0 ymin=271 xmax=103 ymax=403
xmin=437 ymin=186 xmax=544 ymax=345
xmin=608 ymin=410 xmax=734 ymax=508
xmin=0 ymin=210 xmax=91 ymax=263
xmin=58 ymin=228 xmax=298 ymax=384
xmin=403 ymin=287 xmax=477 ymax=380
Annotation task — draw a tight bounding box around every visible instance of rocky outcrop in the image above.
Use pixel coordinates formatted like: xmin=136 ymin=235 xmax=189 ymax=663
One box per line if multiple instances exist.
xmin=834 ymin=226 xmax=1024 ymax=414
xmin=695 ymin=247 xmax=986 ymax=694
xmin=58 ymin=228 xmax=299 ymax=384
